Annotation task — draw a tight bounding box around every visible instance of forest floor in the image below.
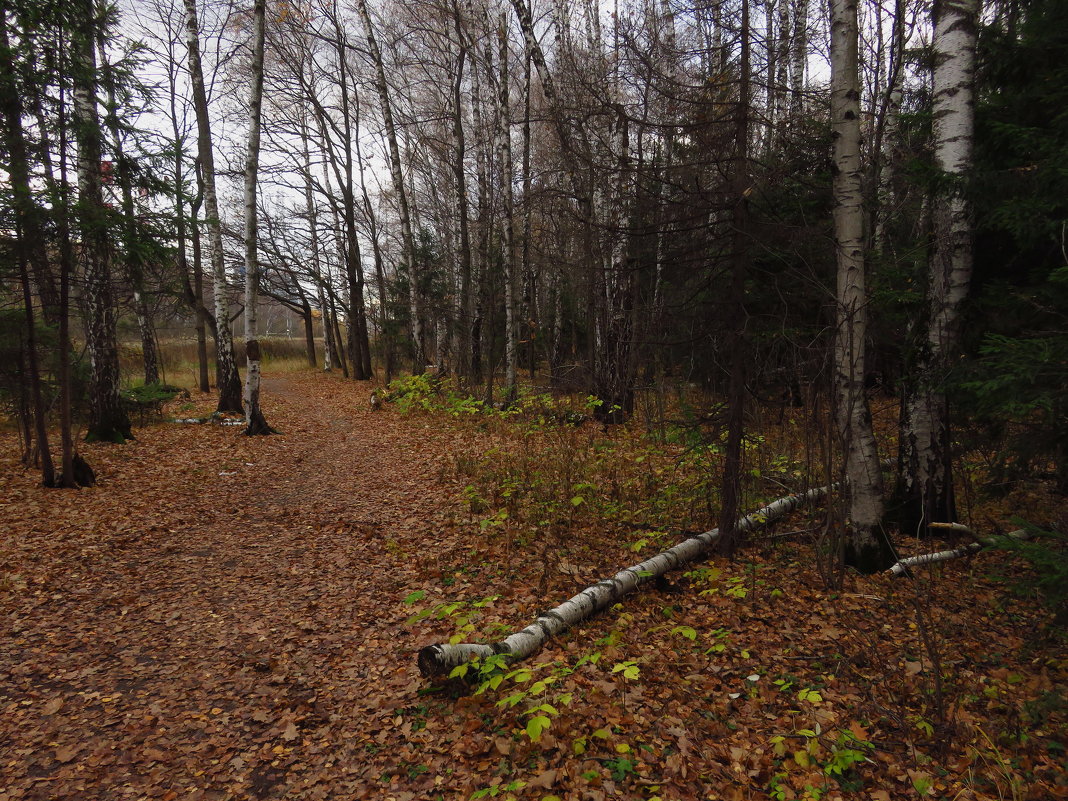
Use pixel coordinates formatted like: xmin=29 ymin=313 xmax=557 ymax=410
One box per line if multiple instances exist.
xmin=0 ymin=370 xmax=1065 ymax=801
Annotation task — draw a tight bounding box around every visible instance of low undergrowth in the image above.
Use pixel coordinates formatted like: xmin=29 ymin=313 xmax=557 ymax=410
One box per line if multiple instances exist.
xmin=386 ymin=374 xmax=1067 ymax=801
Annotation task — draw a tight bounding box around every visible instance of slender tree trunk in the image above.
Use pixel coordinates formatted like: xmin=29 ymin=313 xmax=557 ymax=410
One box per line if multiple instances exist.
xmin=98 ymin=33 xmax=159 ymax=386
xmin=330 ymin=15 xmax=372 ymax=380
xmin=184 ymin=0 xmax=242 ymax=413
xmin=356 ymin=0 xmax=424 ymax=368
xmin=0 ymin=4 xmax=58 ymax=481
xmin=73 ymin=0 xmax=131 ymax=443
xmin=718 ymin=0 xmax=751 ymax=557
xmin=302 ymin=129 xmax=332 ymax=372
xmin=0 ymin=3 xmax=59 ymax=326
xmin=242 ymin=0 xmax=271 ymax=435
xmin=17 ymin=242 xmax=56 ymax=486
xmin=789 ymin=0 xmax=808 ymax=116
xmin=897 ymin=0 xmax=978 ymax=536
xmin=496 ymin=12 xmax=518 ymax=401
xmin=190 ymin=189 xmax=213 ymax=392
xmin=301 ymin=296 xmax=317 ymax=367
xmin=830 ymin=0 xmax=892 ymax=571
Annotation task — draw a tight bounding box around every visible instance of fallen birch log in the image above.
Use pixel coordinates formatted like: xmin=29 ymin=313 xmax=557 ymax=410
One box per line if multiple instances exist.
xmin=417 ymin=484 xmax=834 ymax=676
xmin=886 ymin=525 xmax=1029 ymax=578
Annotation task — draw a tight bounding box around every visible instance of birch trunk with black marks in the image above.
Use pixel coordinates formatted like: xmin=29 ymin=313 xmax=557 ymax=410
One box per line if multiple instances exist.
xmin=73 ymin=0 xmax=131 ymax=444
xmin=830 ymin=0 xmax=891 ymax=571
xmin=184 ymin=0 xmax=242 ymax=413
xmin=789 ymin=0 xmax=807 ymax=116
xmin=242 ymin=0 xmax=271 ymax=436
xmin=897 ymin=0 xmax=977 ymax=536
xmin=419 ymin=485 xmax=834 ymax=675
xmin=888 ymin=526 xmax=1029 ymax=577
xmin=495 ymin=11 xmax=518 ymax=401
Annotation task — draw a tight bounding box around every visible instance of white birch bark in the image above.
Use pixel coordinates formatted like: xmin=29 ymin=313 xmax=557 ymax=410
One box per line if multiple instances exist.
xmin=831 ymin=0 xmax=888 ymax=570
xmin=184 ymin=0 xmax=242 ymax=413
xmin=242 ymin=0 xmax=270 ymax=435
xmin=418 ymin=485 xmax=834 ymax=675
xmin=887 ymin=528 xmax=1029 ymax=577
xmin=496 ymin=12 xmax=518 ymax=400
xmin=899 ymin=0 xmax=978 ymax=534
xmin=789 ymin=0 xmax=808 ymax=115
xmin=73 ymin=0 xmax=130 ymax=443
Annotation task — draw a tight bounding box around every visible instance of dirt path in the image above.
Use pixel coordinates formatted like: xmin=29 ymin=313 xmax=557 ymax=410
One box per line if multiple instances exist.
xmin=0 ymin=372 xmax=477 ymax=801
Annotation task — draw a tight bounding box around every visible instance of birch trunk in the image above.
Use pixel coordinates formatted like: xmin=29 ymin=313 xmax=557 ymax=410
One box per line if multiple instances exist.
xmin=184 ymin=0 xmax=243 ymax=413
xmin=73 ymin=0 xmax=131 ymax=444
xmin=496 ymin=12 xmax=518 ymax=401
xmin=242 ymin=0 xmax=271 ymax=436
xmin=789 ymin=0 xmax=808 ymax=116
xmin=830 ymin=0 xmax=891 ymax=571
xmin=419 ymin=485 xmax=834 ymax=675
xmin=897 ymin=0 xmax=978 ymax=536
xmin=887 ymin=527 xmax=1029 ymax=577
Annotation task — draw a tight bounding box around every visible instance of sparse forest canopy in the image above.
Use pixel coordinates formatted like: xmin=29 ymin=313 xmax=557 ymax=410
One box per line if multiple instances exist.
xmin=1 ymin=0 xmax=1066 ymax=798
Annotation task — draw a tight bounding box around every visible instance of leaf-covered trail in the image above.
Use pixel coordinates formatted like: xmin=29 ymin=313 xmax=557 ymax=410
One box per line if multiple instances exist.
xmin=0 ymin=372 xmax=477 ymax=800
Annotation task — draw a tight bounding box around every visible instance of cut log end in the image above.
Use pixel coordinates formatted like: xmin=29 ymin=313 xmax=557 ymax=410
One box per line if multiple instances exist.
xmin=417 ymin=645 xmax=446 ymax=677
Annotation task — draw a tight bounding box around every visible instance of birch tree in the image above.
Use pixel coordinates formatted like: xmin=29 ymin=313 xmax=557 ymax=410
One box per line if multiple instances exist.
xmin=73 ymin=0 xmax=132 ymax=443
xmin=184 ymin=0 xmax=243 ymax=413
xmin=896 ymin=0 xmax=978 ymax=536
xmin=242 ymin=0 xmax=272 ymax=435
xmin=830 ymin=0 xmax=892 ymax=571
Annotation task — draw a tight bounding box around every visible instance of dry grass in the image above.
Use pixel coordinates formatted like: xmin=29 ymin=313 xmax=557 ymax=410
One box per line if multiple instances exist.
xmin=120 ymin=337 xmax=321 ymax=389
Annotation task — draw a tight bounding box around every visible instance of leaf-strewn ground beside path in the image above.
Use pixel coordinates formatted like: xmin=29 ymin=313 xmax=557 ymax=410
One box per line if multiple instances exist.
xmin=1 ymin=371 xmax=1065 ymax=801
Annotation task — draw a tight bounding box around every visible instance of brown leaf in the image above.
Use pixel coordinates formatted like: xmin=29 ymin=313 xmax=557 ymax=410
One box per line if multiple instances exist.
xmin=42 ymin=698 xmax=63 ymax=716
xmin=529 ymin=769 xmax=557 ymax=789
xmin=55 ymin=745 xmax=79 ymax=763
xmin=282 ymin=721 xmax=299 ymax=741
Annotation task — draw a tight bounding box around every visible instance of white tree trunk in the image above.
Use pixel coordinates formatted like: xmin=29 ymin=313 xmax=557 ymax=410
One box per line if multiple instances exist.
xmin=73 ymin=0 xmax=130 ymax=443
xmin=898 ymin=0 xmax=978 ymax=535
xmin=418 ymin=485 xmax=834 ymax=675
xmin=789 ymin=0 xmax=808 ymax=115
xmin=831 ymin=0 xmax=889 ymax=571
xmin=242 ymin=0 xmax=270 ymax=435
xmin=887 ymin=528 xmax=1029 ymax=577
xmin=184 ymin=0 xmax=242 ymax=413
xmin=497 ymin=12 xmax=518 ymax=400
